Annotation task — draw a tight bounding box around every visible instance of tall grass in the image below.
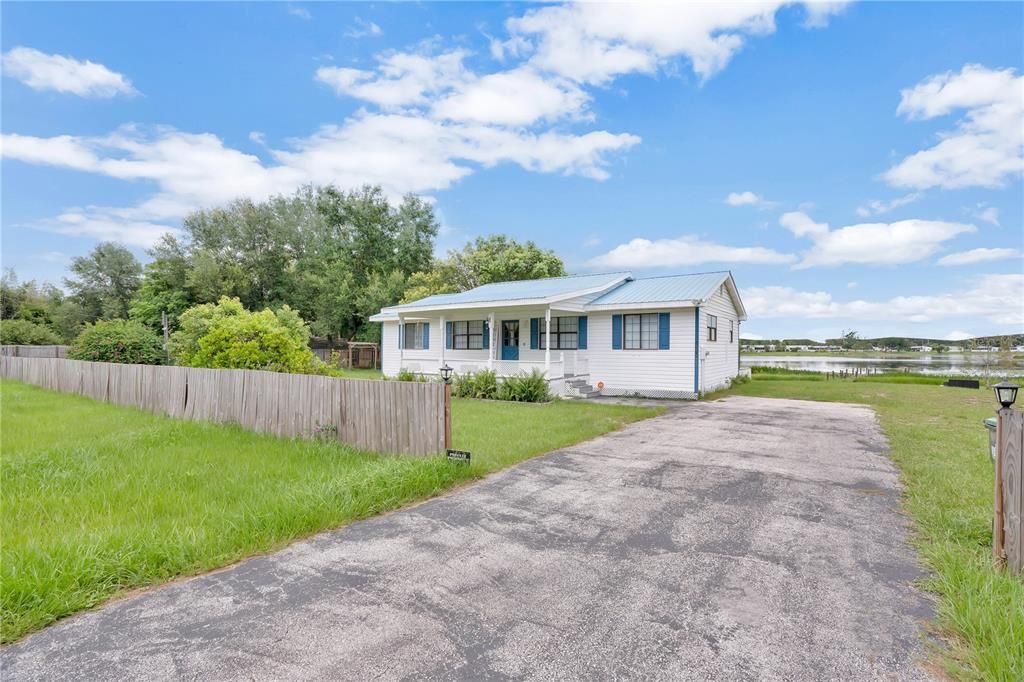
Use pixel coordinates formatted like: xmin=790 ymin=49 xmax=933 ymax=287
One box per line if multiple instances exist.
xmin=0 ymin=380 xmax=659 ymax=642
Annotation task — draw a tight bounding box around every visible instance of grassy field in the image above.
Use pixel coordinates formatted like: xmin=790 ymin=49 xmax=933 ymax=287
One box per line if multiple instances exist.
xmin=713 ymin=374 xmax=1024 ymax=680
xmin=0 ymin=380 xmax=660 ymax=643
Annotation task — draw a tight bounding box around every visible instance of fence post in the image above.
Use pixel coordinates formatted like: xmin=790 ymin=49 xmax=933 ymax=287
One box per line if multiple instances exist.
xmin=994 ymin=406 xmax=1009 ymax=568
xmin=444 ymin=381 xmax=452 ymax=450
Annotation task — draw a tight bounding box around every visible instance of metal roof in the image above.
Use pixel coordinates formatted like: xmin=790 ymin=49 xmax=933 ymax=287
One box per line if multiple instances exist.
xmin=588 ymin=271 xmax=729 ymax=306
xmin=385 ymin=272 xmax=631 ymax=310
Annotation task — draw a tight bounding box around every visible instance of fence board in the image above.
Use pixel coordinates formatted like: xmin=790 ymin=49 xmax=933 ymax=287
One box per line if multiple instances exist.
xmin=0 ymin=345 xmax=68 ymax=358
xmin=1 ymin=357 xmax=443 ymax=456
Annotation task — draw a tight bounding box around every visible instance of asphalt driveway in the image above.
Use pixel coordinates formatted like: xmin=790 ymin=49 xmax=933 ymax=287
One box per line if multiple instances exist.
xmin=2 ymin=396 xmax=934 ymax=680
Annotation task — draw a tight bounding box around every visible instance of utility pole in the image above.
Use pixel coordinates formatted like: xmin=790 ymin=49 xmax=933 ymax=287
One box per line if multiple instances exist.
xmin=161 ymin=310 xmax=170 ymax=362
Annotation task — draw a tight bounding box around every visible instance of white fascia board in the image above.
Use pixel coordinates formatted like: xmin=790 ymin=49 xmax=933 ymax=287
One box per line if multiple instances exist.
xmin=584 ymin=300 xmax=699 ymax=312
xmin=694 ymin=272 xmax=747 ymax=321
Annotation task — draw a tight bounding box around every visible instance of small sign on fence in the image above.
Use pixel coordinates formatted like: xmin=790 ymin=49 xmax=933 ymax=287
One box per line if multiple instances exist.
xmin=446 ymin=449 xmax=471 ymax=463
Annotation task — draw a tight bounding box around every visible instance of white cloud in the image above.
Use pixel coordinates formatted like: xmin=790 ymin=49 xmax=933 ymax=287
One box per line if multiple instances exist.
xmin=975 ymin=206 xmax=1000 ymax=226
xmin=779 ymin=211 xmax=975 ymax=268
xmin=2 ymin=117 xmax=639 ymax=244
xmin=506 ymin=2 xmax=834 ymax=84
xmin=39 ymin=210 xmax=183 ymax=248
xmin=432 ymin=67 xmax=589 ymax=126
xmin=855 ymin=192 xmax=922 ymax=217
xmin=1 ymin=47 xmax=136 ymax=97
xmin=315 ymin=49 xmax=470 ymax=108
xmin=936 ymin=247 xmax=1021 ymax=266
xmin=588 ymin=235 xmax=795 ymax=268
xmin=345 ymin=18 xmax=382 ymax=38
xmin=725 ymin=191 xmax=762 ymax=206
xmin=884 ymin=64 xmax=1023 ymax=189
xmin=847 ymin=281 xmax=858 ymax=289
xmin=944 ymin=330 xmax=975 ymax=341
xmin=801 ymin=2 xmax=851 ymax=29
xmin=743 ymin=274 xmax=1024 ymax=325
xmin=287 ymin=6 xmax=311 ymax=20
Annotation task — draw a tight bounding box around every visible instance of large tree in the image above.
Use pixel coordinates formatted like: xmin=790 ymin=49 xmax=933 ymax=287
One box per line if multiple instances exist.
xmin=403 ymin=235 xmax=566 ymax=302
xmin=134 ymin=184 xmax=439 ymax=341
xmin=64 ymin=243 xmax=142 ymax=321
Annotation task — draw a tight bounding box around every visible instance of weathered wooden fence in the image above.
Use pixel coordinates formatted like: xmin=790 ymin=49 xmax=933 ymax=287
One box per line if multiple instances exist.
xmin=995 ymin=409 xmax=1023 ymax=575
xmin=1 ymin=344 xmax=68 ymax=358
xmin=0 ymin=356 xmax=444 ymax=456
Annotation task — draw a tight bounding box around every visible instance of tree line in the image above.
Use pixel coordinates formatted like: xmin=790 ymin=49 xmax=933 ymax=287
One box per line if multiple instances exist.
xmin=1 ymin=184 xmax=566 ymax=349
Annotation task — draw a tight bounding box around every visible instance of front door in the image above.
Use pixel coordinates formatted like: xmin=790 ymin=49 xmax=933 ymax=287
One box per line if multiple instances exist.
xmin=501 ymin=320 xmax=519 ymax=361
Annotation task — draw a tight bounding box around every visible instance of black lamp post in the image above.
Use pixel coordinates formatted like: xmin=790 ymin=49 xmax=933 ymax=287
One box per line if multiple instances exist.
xmin=439 ymin=363 xmax=453 ymax=450
xmin=439 ymin=363 xmax=454 ymax=384
xmin=994 ymin=380 xmax=1019 ymax=409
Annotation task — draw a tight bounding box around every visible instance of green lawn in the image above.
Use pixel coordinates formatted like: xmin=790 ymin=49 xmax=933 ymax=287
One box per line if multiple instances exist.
xmin=0 ymin=380 xmax=660 ymax=643
xmin=713 ymin=375 xmax=1024 ymax=680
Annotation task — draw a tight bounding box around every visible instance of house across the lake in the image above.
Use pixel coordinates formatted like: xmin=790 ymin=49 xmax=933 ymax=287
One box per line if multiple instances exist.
xmin=370 ymin=271 xmax=746 ymax=399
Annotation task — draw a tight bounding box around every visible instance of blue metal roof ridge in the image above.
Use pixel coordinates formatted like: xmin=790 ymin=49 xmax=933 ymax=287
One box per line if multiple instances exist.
xmin=380 ymin=271 xmax=632 ymax=311
xmin=587 ymin=271 xmax=731 ymax=306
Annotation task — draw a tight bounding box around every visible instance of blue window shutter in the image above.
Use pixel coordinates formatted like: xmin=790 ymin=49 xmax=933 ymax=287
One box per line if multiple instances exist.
xmin=612 ymin=314 xmax=622 ymax=350
xmin=578 ymin=316 xmax=588 ymax=350
xmin=445 ymin=321 xmax=453 ymax=349
xmin=482 ymin=320 xmax=489 ymax=349
xmin=659 ymin=313 xmax=670 ymax=350
xmin=398 ymin=323 xmax=404 ymax=349
xmin=422 ymin=323 xmax=430 ymax=350
xmin=530 ymin=318 xmax=539 ymax=349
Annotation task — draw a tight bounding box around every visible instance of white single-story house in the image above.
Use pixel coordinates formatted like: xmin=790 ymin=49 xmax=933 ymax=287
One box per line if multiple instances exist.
xmin=369 ymin=270 xmax=747 ymax=399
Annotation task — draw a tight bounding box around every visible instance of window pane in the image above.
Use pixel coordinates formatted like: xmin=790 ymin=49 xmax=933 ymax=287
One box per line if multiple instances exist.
xmin=455 ymin=335 xmax=467 ymax=349
xmin=624 ymin=314 xmax=640 ymax=349
xmin=560 ymin=333 xmax=577 ymax=349
xmin=455 ymin=321 xmax=467 ymax=335
xmin=468 ymin=320 xmax=483 ymax=334
xmin=539 ymin=332 xmax=547 ymax=349
xmin=559 ymin=317 xmax=577 ymax=332
xmin=469 ymin=334 xmax=483 ymax=350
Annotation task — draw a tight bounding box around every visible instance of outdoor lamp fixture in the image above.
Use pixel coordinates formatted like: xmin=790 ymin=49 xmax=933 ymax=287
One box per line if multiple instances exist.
xmin=993 ymin=380 xmax=1019 ymax=409
xmin=439 ymin=363 xmax=454 ymax=384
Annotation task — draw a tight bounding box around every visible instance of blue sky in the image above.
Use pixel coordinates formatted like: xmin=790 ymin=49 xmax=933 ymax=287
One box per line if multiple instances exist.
xmin=2 ymin=1 xmax=1022 ymax=341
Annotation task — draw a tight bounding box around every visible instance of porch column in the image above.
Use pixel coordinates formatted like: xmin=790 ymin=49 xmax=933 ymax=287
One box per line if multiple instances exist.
xmin=544 ymin=307 xmax=551 ymax=372
xmin=397 ymin=314 xmax=404 ymax=370
xmin=439 ymin=314 xmax=445 ymax=369
xmin=488 ymin=312 xmax=496 ymax=369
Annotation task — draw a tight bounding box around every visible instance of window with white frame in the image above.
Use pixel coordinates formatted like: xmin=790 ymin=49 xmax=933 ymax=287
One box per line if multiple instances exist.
xmin=624 ymin=313 xmax=659 ymax=350
xmin=453 ymin=320 xmax=484 ymax=349
xmin=540 ymin=316 xmax=578 ymax=350
xmin=403 ymin=322 xmax=425 ymax=350
xmin=707 ymin=314 xmax=718 ymax=342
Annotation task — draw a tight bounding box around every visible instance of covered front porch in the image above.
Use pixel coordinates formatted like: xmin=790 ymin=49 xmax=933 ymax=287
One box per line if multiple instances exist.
xmin=389 ymin=304 xmax=591 ymax=392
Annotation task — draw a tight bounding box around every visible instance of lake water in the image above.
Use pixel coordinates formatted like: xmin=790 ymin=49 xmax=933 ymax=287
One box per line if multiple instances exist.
xmin=741 ymin=353 xmax=1024 ymax=377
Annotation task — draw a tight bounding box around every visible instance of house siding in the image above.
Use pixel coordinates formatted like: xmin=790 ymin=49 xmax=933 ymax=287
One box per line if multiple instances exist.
xmin=586 ymin=308 xmax=697 ymax=399
xmin=699 ymin=285 xmax=741 ymax=392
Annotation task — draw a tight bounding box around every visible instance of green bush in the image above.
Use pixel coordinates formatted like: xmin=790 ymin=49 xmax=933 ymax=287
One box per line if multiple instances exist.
xmin=170 ymin=297 xmax=319 ymax=374
xmin=452 ymin=369 xmax=498 ymax=398
xmin=395 ymin=368 xmax=425 ymax=382
xmin=68 ymin=319 xmax=165 ymax=365
xmin=498 ymin=369 xmax=551 ymax=403
xmin=0 ymin=319 xmax=61 ymax=345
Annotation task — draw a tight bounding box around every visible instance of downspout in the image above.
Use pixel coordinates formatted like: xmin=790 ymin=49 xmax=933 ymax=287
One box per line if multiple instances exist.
xmin=693 ymin=306 xmax=700 ymax=396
